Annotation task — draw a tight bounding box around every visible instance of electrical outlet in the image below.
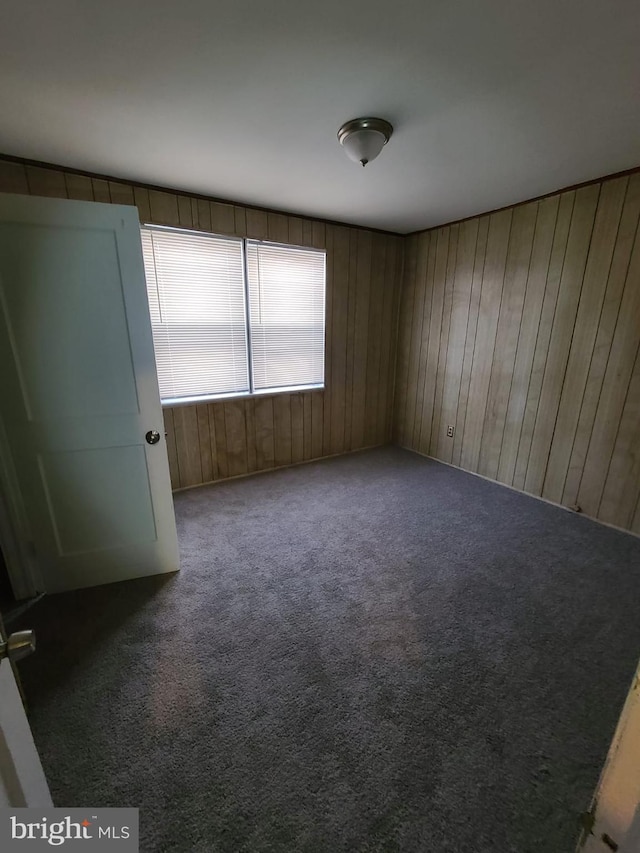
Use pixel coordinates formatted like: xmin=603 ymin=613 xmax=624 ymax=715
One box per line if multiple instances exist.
xmin=446 ymin=425 xmax=454 ymax=438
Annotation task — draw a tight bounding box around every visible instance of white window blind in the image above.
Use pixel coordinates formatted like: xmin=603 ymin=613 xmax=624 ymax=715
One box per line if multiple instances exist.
xmin=246 ymin=241 xmax=326 ymax=392
xmin=141 ymin=227 xmax=249 ymax=402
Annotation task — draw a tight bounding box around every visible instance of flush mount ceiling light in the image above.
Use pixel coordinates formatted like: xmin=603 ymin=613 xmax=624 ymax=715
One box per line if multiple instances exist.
xmin=337 ymin=117 xmax=393 ymax=167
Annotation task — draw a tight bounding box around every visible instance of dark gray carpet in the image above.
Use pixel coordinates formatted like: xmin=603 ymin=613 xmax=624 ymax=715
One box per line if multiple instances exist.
xmin=15 ymin=447 xmax=640 ymax=852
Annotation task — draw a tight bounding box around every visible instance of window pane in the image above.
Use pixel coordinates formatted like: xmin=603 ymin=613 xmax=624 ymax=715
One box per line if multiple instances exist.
xmin=141 ymin=228 xmax=249 ymax=401
xmin=247 ymin=241 xmax=326 ymax=392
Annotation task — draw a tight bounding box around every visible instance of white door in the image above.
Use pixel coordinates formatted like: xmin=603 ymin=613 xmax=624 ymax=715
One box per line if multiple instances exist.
xmin=0 ymin=193 xmax=179 ymax=593
xmin=0 ymin=616 xmax=51 ymax=807
xmin=579 ymin=659 xmax=640 ymax=852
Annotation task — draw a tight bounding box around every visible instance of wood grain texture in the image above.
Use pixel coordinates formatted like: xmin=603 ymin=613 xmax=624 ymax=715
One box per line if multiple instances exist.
xmin=0 ymin=157 xmax=403 ymax=491
xmin=430 ymin=224 xmax=459 ymax=459
xmin=350 ymin=230 xmax=372 ymax=450
xmin=380 ymin=236 xmax=403 ymax=444
xmin=322 ymin=226 xmax=334 ymax=457
xmin=172 ymin=405 xmax=202 ymax=488
xmin=26 ymin=166 xmax=68 ymax=198
xmin=329 ymin=226 xmax=350 ymax=454
xmin=224 ymin=400 xmax=248 ymax=478
xmin=511 ymin=192 xmax=575 ymax=492
xmin=290 ymin=393 xmax=304 ymax=465
xmin=211 ymin=405 xmax=228 ymax=479
xmin=364 ymin=234 xmax=385 ymax=448
xmin=528 ymin=183 xmax=599 ymax=497
xmin=436 ymin=219 xmax=477 ymax=464
xmin=497 ymin=196 xmax=558 ymax=485
xmin=91 ymin=178 xmax=111 ymax=204
xmin=196 ymin=404 xmax=213 ymax=483
xmin=395 ymin=172 xmax=640 ymax=533
xmin=418 ymin=229 xmax=446 ymax=455
xmin=562 ymin=176 xmax=640 ymax=508
xmin=0 ymin=160 xmax=29 ymax=193
xmin=65 ymin=173 xmax=94 ymax=201
xmin=453 ymin=216 xmax=489 ymax=467
xmin=478 ymin=204 xmax=536 ymax=479
xmin=460 ymin=208 xmax=513 ymax=472
xmin=394 ymin=234 xmax=418 ymax=449
xmin=162 ymin=408 xmax=179 ymax=487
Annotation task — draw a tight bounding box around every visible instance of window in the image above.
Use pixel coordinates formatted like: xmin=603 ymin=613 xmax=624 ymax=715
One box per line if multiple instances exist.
xmin=141 ymin=225 xmax=326 ymax=404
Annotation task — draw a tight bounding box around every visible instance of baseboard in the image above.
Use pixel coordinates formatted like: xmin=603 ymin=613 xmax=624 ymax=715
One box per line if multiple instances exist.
xmin=171 ymin=442 xmax=391 ymax=493
xmin=396 ymin=444 xmax=640 ymax=542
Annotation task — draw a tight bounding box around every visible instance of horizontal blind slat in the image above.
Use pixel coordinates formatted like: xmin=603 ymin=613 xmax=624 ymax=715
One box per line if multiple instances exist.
xmin=142 ymin=229 xmax=326 ymax=402
xmin=247 ymin=241 xmax=325 ymax=392
xmin=141 ymin=228 xmax=249 ymax=400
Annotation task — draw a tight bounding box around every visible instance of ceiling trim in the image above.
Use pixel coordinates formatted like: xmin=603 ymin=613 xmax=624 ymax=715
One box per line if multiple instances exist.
xmin=0 ymin=153 xmax=402 ymax=237
xmin=406 ymin=164 xmax=640 ymax=237
xmin=2 ymin=153 xmax=639 ymax=239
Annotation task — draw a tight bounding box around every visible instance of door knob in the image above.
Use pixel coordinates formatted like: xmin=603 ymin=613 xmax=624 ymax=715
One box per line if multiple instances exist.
xmin=0 ymin=629 xmax=36 ymax=663
xmin=146 ymin=430 xmax=161 ymax=445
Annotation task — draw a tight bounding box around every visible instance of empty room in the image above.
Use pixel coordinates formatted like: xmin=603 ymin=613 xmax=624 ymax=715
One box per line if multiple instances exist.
xmin=1 ymin=1 xmax=639 ymax=851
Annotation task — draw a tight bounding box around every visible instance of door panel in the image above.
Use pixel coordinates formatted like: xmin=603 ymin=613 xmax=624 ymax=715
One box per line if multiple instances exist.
xmin=38 ymin=446 xmax=157 ymax=554
xmin=0 ymin=193 xmax=179 ymax=593
xmin=0 ymin=223 xmax=140 ymax=420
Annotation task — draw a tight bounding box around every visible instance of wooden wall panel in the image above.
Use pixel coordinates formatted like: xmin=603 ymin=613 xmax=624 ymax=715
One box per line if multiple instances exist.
xmin=511 ymin=192 xmax=574 ymax=492
xmin=393 ymin=234 xmax=417 ymax=449
xmin=395 ymin=171 xmax=640 ymax=533
xmin=195 ymin=404 xmax=214 ymax=484
xmin=26 ymin=166 xmax=68 ymax=198
xmin=224 ymin=400 xmax=249 ymax=478
xmin=496 ymin=196 xmax=557 ymax=485
xmin=253 ymin=396 xmax=275 ymax=471
xmin=460 ymin=208 xmax=512 ymax=473
xmin=329 ymin=226 xmax=350 ymax=454
xmin=409 ymin=232 xmax=432 ymax=453
xmin=0 ymin=160 xmax=29 ymax=193
xmin=417 ymin=231 xmax=441 ymax=455
xmin=350 ymin=231 xmax=372 ymax=450
xmin=162 ymin=408 xmax=179 ymax=487
xmin=0 ymin=157 xmax=403 ymax=490
xmin=172 ymin=406 xmax=203 ymax=488
xmin=477 ymin=204 xmax=536 ymax=480
xmin=543 ymin=178 xmax=627 ymax=502
xmin=525 ymin=184 xmax=600 ymax=497
xmin=436 ymin=219 xmax=477 ymax=465
xmin=562 ymin=178 xmax=640 ymax=508
xmin=452 ymin=216 xmax=488 ymax=467
xmin=379 ymin=236 xmax=403 ymax=444
xmin=66 ymin=173 xmax=94 ymax=201
xmin=430 ymin=223 xmax=459 ymax=460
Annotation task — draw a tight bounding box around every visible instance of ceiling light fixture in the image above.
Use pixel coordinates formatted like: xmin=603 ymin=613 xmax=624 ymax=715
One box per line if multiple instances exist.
xmin=337 ymin=117 xmax=393 ymax=167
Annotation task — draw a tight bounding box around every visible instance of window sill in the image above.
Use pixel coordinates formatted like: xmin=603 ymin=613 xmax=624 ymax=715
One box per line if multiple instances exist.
xmin=161 ymin=384 xmax=325 ymax=408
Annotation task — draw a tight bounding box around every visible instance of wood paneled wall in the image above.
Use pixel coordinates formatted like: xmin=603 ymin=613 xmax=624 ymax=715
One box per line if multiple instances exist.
xmin=0 ymin=158 xmax=403 ymax=489
xmin=395 ymin=171 xmax=640 ymax=533
xmin=5 ymin=156 xmax=638 ymax=532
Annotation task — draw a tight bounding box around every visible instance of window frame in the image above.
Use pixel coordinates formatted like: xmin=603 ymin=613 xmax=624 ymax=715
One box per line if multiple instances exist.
xmin=141 ymin=223 xmax=327 ymax=407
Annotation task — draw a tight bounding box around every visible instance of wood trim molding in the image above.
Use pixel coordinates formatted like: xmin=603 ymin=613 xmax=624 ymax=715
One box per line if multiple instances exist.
xmin=0 ymin=153 xmax=401 ymax=237
xmin=406 ymin=164 xmax=640 ymax=237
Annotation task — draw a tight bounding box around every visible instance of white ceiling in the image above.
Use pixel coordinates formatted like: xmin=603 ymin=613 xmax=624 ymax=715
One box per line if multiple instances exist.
xmin=0 ymin=0 xmax=638 ymax=233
